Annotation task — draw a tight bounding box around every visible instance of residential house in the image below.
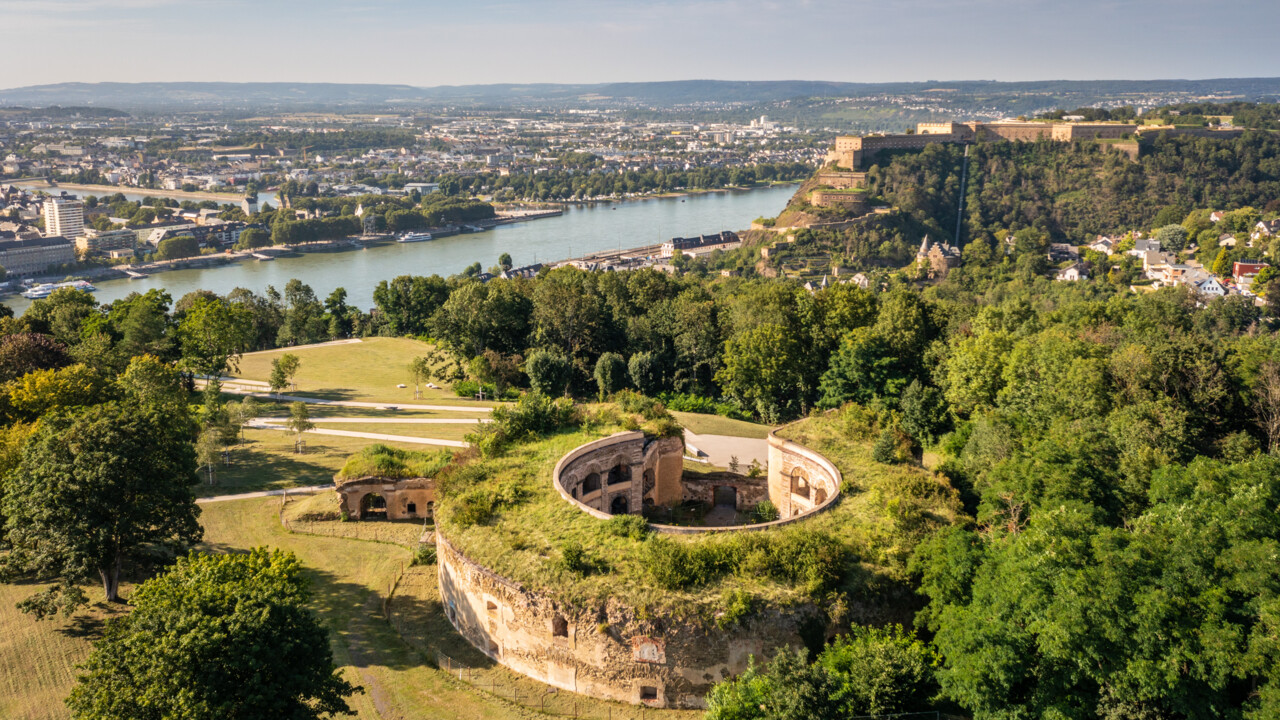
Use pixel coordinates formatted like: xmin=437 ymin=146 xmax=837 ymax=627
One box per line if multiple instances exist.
xmin=1055 ymin=263 xmax=1089 ymax=282
xmin=1087 ymin=236 xmax=1116 ymax=254
xmin=1234 ymin=260 xmax=1270 ymax=281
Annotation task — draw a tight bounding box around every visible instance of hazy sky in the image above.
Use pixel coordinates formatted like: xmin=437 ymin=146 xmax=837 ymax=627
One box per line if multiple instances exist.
xmin=5 ymin=0 xmax=1280 ymax=86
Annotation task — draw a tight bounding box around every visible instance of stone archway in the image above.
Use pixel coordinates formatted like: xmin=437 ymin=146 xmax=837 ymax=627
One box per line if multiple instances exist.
xmin=361 ymin=493 xmax=387 ymax=520
xmin=610 ymin=495 xmax=629 ymax=515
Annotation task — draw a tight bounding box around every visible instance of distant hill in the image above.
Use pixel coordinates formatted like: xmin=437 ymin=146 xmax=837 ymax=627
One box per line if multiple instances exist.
xmin=1 ymin=78 xmax=1279 ymax=111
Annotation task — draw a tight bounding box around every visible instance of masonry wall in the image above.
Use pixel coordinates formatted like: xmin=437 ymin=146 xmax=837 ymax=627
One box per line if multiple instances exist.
xmin=766 ymin=429 xmax=842 ymax=519
xmin=436 ymin=534 xmax=817 ymax=709
xmin=337 ymin=477 xmax=435 ymax=520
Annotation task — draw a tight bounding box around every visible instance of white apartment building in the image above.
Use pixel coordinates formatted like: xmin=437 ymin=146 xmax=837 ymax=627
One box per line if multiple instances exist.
xmin=43 ymin=197 xmax=84 ymax=240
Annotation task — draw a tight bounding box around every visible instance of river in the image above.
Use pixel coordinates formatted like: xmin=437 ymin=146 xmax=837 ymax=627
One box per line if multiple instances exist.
xmin=5 ymin=185 xmax=796 ymax=314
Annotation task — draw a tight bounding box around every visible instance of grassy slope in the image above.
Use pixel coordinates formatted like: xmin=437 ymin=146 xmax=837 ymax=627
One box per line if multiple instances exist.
xmin=0 ymin=583 xmax=128 ymax=720
xmin=232 ymin=337 xmax=495 ymax=408
xmin=197 ymin=428 xmax=429 ymax=497
xmin=671 ymin=411 xmax=770 ymax=439
xmin=437 ymin=409 xmax=962 ymax=616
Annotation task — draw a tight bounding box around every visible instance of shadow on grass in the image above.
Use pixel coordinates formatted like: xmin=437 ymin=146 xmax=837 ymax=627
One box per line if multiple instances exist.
xmin=194 ymin=440 xmax=344 ymax=497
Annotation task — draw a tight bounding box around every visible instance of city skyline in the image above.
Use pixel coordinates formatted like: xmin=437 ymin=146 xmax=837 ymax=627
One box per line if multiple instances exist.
xmin=4 ymin=0 xmax=1280 ymax=88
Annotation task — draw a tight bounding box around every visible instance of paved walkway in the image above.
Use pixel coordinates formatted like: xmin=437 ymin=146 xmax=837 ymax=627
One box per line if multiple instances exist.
xmin=205 ymin=384 xmax=494 ymax=413
xmin=254 ymin=416 xmax=490 ymax=424
xmin=684 ymin=430 xmax=768 ymax=469
xmin=240 ymin=338 xmax=363 ymax=355
xmin=248 ymin=420 xmax=469 ymax=448
xmin=196 ymin=483 xmax=332 ymax=504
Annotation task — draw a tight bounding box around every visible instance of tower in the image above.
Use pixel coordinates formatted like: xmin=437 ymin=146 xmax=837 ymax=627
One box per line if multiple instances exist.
xmin=43 ymin=197 xmax=84 ymax=239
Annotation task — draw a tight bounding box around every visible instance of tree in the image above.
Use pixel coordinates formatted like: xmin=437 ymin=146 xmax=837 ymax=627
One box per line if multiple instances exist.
xmin=593 ymin=352 xmax=628 ymax=400
xmin=226 ymin=396 xmax=258 ymax=445
xmin=286 ymin=401 xmax=314 ymax=450
xmin=408 ymin=356 xmax=432 ymax=398
xmin=525 ymin=349 xmax=571 ymax=397
xmin=276 ymin=280 xmax=327 ymax=347
xmin=176 ymin=296 xmax=254 ymax=377
xmin=1154 ymin=224 xmax=1189 ymax=253
xmin=498 ymin=252 xmax=513 ymax=270
xmin=65 ymin=548 xmax=358 ymax=720
xmin=155 ymin=235 xmax=200 ymax=261
xmin=0 ymin=332 xmax=71 ymax=383
xmin=1256 ymin=361 xmax=1280 ymax=453
xmin=324 ymin=287 xmax=351 ymax=338
xmin=899 ymin=379 xmax=947 ymax=445
xmin=269 ymin=359 xmax=288 ymax=398
xmin=7 ymin=363 xmax=110 ymax=421
xmin=818 ymin=625 xmax=940 ymax=716
xmin=195 ymin=427 xmax=223 ymax=485
xmin=233 ymin=226 xmax=270 ymax=250
xmin=0 ymin=402 xmax=201 ymax=611
xmin=117 ymin=354 xmax=186 ymax=412
xmin=372 ymin=274 xmax=449 ymax=336
xmin=717 ymin=323 xmax=805 ymax=423
xmin=276 ymin=353 xmax=301 ymax=391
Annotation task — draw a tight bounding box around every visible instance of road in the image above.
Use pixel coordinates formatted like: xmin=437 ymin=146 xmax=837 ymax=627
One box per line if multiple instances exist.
xmin=196 ymin=483 xmax=332 ymax=504
xmin=684 ymin=430 xmax=768 ymax=469
xmin=248 ymin=420 xmax=470 ymax=448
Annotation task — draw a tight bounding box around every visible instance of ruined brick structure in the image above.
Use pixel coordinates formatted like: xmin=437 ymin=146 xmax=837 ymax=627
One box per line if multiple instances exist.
xmin=336 ymin=476 xmax=435 ymax=521
xmin=436 ymin=428 xmax=844 ymax=708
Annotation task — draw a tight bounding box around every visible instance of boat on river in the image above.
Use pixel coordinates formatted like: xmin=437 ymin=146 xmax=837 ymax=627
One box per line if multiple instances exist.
xmin=397 ymin=232 xmax=433 ymax=243
xmin=21 ymin=280 xmax=97 ymax=299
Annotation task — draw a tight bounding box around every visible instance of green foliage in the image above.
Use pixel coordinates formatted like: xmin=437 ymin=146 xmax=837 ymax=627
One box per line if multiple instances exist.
xmin=605 ymin=513 xmax=651 ymax=541
xmin=525 ymin=348 xmax=571 ymax=396
xmin=410 ymin=545 xmax=437 ymax=566
xmin=337 ymin=444 xmax=453 ymax=480
xmin=559 ymin=541 xmax=589 ymax=575
xmin=593 ymin=351 xmax=628 ymax=400
xmin=155 ymin=234 xmax=200 ymax=261
xmin=750 ymin=500 xmax=779 ymax=524
xmin=468 ymin=391 xmax=578 ymax=457
xmin=450 ymin=480 xmax=529 ymax=528
xmin=0 ymin=401 xmax=201 ymax=611
xmin=818 ymin=625 xmax=940 ymax=716
xmin=64 ymin=548 xmax=358 ymax=720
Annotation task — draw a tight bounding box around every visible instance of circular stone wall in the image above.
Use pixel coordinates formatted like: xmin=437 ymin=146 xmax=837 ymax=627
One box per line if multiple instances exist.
xmin=436 ymin=426 xmax=846 ymax=709
xmin=436 ymin=533 xmax=822 ymax=709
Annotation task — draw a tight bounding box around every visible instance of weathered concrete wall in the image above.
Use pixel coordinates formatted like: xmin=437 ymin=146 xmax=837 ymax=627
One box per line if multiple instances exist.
xmin=554 ymin=432 xmax=684 ymax=517
xmin=681 ymin=472 xmax=769 ymax=510
xmin=436 ymin=534 xmax=818 ymax=709
xmin=337 ymin=477 xmax=435 ymax=520
xmin=766 ymin=427 xmax=842 ymax=519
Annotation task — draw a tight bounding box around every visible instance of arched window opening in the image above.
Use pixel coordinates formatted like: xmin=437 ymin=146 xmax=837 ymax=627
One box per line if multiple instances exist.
xmin=790 ymin=468 xmax=810 ymax=499
xmin=583 ymin=473 xmax=601 ymax=493
xmin=552 ymin=615 xmax=569 ymax=638
xmin=610 ymin=495 xmax=629 ymax=515
xmin=607 ymin=464 xmax=629 ymax=486
xmin=360 ymin=493 xmax=387 ymax=520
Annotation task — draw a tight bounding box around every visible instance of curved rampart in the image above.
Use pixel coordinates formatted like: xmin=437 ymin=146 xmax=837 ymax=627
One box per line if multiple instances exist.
xmin=435 ymin=532 xmax=817 ymax=709
xmin=552 ymin=428 xmax=842 ymax=534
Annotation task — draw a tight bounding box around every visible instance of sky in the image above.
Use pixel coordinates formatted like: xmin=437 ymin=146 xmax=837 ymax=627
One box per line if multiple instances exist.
xmin=4 ymin=0 xmax=1280 ymax=87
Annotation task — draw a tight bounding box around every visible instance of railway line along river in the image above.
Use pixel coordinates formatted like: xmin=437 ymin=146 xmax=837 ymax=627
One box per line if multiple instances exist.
xmin=5 ymin=184 xmax=796 ymax=314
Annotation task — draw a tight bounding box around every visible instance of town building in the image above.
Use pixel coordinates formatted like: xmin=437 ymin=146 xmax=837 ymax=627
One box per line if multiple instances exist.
xmin=1234 ymin=260 xmax=1270 ymax=281
xmin=43 ymin=197 xmax=84 ymax=240
xmin=0 ymin=234 xmax=75 ymax=277
xmin=659 ymin=231 xmax=739 ymax=258
xmin=917 ymin=235 xmax=961 ymax=278
xmin=75 ymin=228 xmax=136 ymax=256
xmin=1056 ymin=263 xmax=1089 ymax=281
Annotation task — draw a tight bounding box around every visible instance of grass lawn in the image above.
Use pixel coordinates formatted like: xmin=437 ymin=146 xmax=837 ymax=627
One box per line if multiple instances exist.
xmin=300 ymin=423 xmax=478 ymax=442
xmin=197 ymin=428 xmax=430 ymax=497
xmin=672 ymin=411 xmax=771 ymax=439
xmin=232 ymin=337 xmax=495 ymax=408
xmin=248 ymin=400 xmax=490 ymax=421
xmin=0 ymin=582 xmax=128 ymax=720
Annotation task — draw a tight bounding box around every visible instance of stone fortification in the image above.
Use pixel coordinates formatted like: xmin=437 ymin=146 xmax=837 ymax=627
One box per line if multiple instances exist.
xmin=827 ymin=120 xmax=1140 ymax=169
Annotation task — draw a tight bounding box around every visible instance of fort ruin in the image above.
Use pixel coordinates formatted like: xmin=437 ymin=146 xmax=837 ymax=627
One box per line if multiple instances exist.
xmin=436 ymin=426 xmax=844 ymax=708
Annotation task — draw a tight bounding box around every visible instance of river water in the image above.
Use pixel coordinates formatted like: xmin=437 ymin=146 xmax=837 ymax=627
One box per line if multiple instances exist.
xmin=6 ymin=185 xmax=795 ymax=313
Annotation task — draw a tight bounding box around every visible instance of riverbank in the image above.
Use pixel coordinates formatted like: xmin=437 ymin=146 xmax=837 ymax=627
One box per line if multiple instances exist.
xmin=4 ymin=184 xmax=795 ymax=314
xmin=10 ymin=180 xmax=254 ymax=204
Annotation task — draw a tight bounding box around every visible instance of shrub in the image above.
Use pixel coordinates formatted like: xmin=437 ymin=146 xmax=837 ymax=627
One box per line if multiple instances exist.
xmin=453 ymin=379 xmax=479 ymax=398
xmin=605 ymin=514 xmax=650 ymax=541
xmin=467 ymin=392 xmax=578 ymax=457
xmin=751 ymin=500 xmax=779 ymax=524
xmin=559 ymin=542 xmax=588 ymax=575
xmin=717 ymin=589 xmax=755 ymax=629
xmin=337 ymin=444 xmax=453 ymax=479
xmin=872 ymin=428 xmax=898 ymax=464
xmin=450 ymin=480 xmax=529 ymax=527
xmin=411 ymin=546 xmax=437 ymax=566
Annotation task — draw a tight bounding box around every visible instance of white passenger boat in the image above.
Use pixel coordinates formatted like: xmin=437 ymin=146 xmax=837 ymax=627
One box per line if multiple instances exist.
xmin=21 ymin=280 xmax=97 ymax=299
xmin=397 ymin=232 xmax=433 ymax=243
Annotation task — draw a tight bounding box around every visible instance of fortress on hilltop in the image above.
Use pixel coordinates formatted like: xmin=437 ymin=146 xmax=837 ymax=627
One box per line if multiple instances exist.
xmin=828 ymin=120 xmax=1140 ymax=169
